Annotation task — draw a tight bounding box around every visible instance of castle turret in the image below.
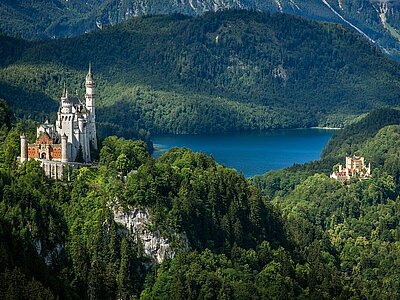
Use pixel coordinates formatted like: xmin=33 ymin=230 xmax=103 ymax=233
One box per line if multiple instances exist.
xmin=61 ymin=134 xmax=68 ymax=163
xmin=85 ymin=63 xmax=97 ymax=150
xmin=61 ymin=85 xmax=72 ymax=114
xmin=20 ymin=135 xmax=28 ymax=163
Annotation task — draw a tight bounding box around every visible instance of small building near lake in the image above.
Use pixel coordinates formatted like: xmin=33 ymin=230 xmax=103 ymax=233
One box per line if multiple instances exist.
xmin=330 ymin=155 xmax=371 ymax=184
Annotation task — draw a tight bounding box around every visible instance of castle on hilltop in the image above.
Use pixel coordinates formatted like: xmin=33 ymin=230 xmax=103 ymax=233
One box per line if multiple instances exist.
xmin=20 ymin=64 xmax=97 ymax=179
xmin=330 ymin=155 xmax=371 ymax=184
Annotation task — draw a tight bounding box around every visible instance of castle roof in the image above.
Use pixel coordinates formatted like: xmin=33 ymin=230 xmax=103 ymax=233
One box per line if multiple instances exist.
xmin=86 ymin=63 xmax=93 ymax=81
xmin=61 ymin=84 xmax=69 ymax=98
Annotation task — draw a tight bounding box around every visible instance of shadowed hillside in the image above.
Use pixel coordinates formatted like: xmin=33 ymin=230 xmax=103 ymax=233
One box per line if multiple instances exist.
xmin=1 ymin=11 xmax=400 ymax=136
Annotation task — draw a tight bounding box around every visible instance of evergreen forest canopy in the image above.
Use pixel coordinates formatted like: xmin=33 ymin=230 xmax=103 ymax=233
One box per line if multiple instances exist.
xmin=2 ymin=0 xmax=400 ymax=59
xmin=1 ymin=101 xmax=400 ymax=298
xmin=1 ymin=11 xmax=400 ymax=136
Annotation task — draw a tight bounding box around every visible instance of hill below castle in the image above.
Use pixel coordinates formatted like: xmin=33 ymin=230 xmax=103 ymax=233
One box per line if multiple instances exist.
xmin=1 ymin=11 xmax=400 ymax=136
xmin=1 ymin=102 xmax=400 ymax=298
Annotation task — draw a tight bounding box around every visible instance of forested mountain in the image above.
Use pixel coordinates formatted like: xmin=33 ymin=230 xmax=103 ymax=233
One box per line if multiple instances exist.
xmin=251 ymin=108 xmax=400 ymax=298
xmin=322 ymin=107 xmax=400 ymax=159
xmin=0 ymin=0 xmax=335 ymax=41
xmin=1 ymin=11 xmax=400 ymax=136
xmin=2 ymin=101 xmax=400 ymax=297
xmin=2 ymin=0 xmax=400 ymax=57
xmin=0 ymin=100 xmax=344 ymax=299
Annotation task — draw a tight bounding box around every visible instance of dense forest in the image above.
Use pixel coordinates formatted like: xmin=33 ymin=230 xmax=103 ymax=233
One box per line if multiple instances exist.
xmin=1 ymin=11 xmax=400 ymax=135
xmin=2 ymin=0 xmax=400 ymax=60
xmin=251 ymin=108 xmax=400 ymax=299
xmin=1 ymin=101 xmax=400 ymax=297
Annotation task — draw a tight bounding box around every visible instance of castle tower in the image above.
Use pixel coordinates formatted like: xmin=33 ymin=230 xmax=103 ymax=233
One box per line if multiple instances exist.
xmin=55 ymin=84 xmax=75 ymax=162
xmin=85 ymin=63 xmax=97 ymax=150
xmin=61 ymin=134 xmax=68 ymax=163
xmin=20 ymin=135 xmax=28 ymax=163
xmin=77 ymin=117 xmax=90 ymax=162
xmin=60 ymin=84 xmax=73 ymax=114
xmin=59 ymin=87 xmax=74 ymax=140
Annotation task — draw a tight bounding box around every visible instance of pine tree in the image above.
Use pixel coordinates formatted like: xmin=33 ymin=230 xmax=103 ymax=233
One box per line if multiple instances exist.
xmin=117 ymin=239 xmax=130 ymax=300
xmin=75 ymin=145 xmax=84 ymax=163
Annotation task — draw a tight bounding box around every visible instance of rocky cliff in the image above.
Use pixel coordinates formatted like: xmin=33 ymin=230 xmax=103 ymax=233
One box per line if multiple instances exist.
xmin=113 ymin=207 xmax=189 ymax=263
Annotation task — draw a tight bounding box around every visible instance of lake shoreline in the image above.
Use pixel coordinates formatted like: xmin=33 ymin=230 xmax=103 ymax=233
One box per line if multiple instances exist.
xmin=310 ymin=126 xmax=342 ymax=130
xmin=151 ymin=127 xmax=341 ymax=137
xmin=152 ymin=129 xmax=334 ymax=177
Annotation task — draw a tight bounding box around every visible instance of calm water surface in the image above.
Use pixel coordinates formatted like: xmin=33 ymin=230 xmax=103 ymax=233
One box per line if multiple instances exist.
xmin=152 ymin=129 xmax=335 ymax=177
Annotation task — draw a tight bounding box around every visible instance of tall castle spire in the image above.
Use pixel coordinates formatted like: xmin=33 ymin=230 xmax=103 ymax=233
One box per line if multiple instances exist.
xmin=60 ymin=83 xmax=72 ymax=114
xmin=85 ymin=63 xmax=97 ymax=150
xmin=62 ymin=83 xmax=68 ymax=98
xmin=86 ymin=62 xmax=93 ymax=82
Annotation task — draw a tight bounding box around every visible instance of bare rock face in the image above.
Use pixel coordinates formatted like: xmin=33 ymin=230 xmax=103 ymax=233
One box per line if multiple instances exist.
xmin=113 ymin=207 xmax=188 ymax=263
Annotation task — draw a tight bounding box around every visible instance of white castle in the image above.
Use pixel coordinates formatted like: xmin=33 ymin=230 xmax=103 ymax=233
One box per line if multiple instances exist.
xmin=20 ymin=64 xmax=97 ymax=179
xmin=330 ymin=155 xmax=371 ymax=184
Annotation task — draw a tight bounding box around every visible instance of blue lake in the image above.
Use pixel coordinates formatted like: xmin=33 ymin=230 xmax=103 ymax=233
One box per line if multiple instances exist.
xmin=152 ymin=129 xmax=335 ymax=177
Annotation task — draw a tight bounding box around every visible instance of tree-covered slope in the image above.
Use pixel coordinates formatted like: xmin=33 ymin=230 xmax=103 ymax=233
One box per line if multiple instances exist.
xmin=322 ymin=107 xmax=400 ymax=159
xmin=321 ymin=107 xmax=400 ymax=185
xmin=253 ymin=108 xmax=400 ymax=195
xmin=0 ymin=0 xmax=343 ymax=40
xmin=1 ymin=11 xmax=400 ymax=136
xmin=0 ymin=0 xmax=340 ymax=39
xmin=323 ymin=0 xmax=400 ymax=57
xmin=2 ymin=100 xmax=400 ymax=298
xmin=252 ymin=107 xmax=400 ymax=299
xmin=0 ymin=101 xmax=349 ymax=299
xmin=2 ymin=0 xmax=400 ymax=58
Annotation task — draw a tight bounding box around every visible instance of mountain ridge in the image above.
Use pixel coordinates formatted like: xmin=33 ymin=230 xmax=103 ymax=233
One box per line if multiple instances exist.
xmin=1 ymin=11 xmax=400 ymax=136
xmin=2 ymin=0 xmax=400 ymax=57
